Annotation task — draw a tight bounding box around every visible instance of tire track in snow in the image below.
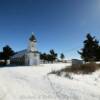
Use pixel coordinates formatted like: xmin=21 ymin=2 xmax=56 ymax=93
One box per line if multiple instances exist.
xmin=44 ymin=75 xmax=61 ymax=100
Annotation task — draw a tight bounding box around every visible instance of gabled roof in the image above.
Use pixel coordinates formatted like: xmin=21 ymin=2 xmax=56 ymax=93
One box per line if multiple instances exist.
xmin=11 ymin=49 xmax=27 ymax=59
xmin=29 ymin=33 xmax=37 ymax=42
xmin=11 ymin=49 xmax=40 ymax=59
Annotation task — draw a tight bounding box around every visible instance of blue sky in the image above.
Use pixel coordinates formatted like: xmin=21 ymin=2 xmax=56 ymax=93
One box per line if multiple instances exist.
xmin=0 ymin=0 xmax=100 ymax=59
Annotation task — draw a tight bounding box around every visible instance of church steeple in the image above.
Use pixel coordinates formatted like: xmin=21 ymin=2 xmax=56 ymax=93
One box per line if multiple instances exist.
xmin=26 ymin=32 xmax=40 ymax=65
xmin=29 ymin=32 xmax=37 ymax=42
xmin=28 ymin=32 xmax=37 ymax=52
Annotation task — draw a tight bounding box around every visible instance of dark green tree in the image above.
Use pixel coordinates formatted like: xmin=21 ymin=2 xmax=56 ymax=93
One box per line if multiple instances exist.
xmin=0 ymin=52 xmax=4 ymax=60
xmin=78 ymin=33 xmax=100 ymax=62
xmin=50 ymin=49 xmax=57 ymax=62
xmin=46 ymin=54 xmax=52 ymax=63
xmin=40 ymin=50 xmax=58 ymax=63
xmin=60 ymin=53 xmax=65 ymax=61
xmin=2 ymin=45 xmax=15 ymax=65
xmin=95 ymin=46 xmax=100 ymax=61
xmin=40 ymin=53 xmax=44 ymax=60
xmin=40 ymin=53 xmax=49 ymax=63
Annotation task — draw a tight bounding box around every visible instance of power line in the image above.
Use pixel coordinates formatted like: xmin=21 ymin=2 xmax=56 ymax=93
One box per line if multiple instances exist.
xmin=65 ymin=46 xmax=81 ymax=53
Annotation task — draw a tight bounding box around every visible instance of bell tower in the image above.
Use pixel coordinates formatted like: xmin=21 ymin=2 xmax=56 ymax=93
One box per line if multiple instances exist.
xmin=26 ymin=32 xmax=40 ymax=66
xmin=28 ymin=32 xmax=37 ymax=52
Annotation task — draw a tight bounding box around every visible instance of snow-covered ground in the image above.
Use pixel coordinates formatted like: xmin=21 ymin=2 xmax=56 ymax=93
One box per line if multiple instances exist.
xmin=0 ymin=63 xmax=100 ymax=100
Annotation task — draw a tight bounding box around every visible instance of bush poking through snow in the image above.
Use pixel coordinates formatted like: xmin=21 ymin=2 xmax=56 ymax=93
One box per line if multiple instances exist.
xmin=62 ymin=62 xmax=99 ymax=74
xmin=49 ymin=70 xmax=61 ymax=76
xmin=49 ymin=69 xmax=73 ymax=79
xmin=65 ymin=73 xmax=73 ymax=79
xmin=49 ymin=70 xmax=57 ymax=74
xmin=80 ymin=63 xmax=97 ymax=74
xmin=49 ymin=62 xmax=100 ymax=77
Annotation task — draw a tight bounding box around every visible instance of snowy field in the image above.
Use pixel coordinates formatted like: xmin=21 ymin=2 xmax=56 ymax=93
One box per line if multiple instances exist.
xmin=0 ymin=63 xmax=100 ymax=100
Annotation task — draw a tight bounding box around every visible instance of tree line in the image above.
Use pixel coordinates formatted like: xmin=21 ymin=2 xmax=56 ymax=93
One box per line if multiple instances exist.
xmin=40 ymin=49 xmax=57 ymax=63
xmin=40 ymin=49 xmax=65 ymax=63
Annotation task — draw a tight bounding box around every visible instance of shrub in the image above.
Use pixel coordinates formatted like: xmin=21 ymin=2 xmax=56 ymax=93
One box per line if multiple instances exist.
xmin=63 ymin=62 xmax=99 ymax=74
xmin=49 ymin=62 xmax=100 ymax=77
xmin=49 ymin=70 xmax=61 ymax=76
xmin=80 ymin=63 xmax=97 ymax=74
xmin=49 ymin=70 xmax=57 ymax=74
xmin=65 ymin=73 xmax=73 ymax=79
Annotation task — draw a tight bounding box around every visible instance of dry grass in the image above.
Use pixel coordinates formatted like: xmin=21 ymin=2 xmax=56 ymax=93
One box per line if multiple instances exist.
xmin=50 ymin=62 xmax=100 ymax=75
xmin=62 ymin=62 xmax=100 ymax=74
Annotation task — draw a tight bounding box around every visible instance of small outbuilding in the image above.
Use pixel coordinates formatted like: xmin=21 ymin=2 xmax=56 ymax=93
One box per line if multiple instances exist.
xmin=72 ymin=59 xmax=83 ymax=66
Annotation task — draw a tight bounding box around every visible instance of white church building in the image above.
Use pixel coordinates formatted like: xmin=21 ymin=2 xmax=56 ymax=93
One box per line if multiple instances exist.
xmin=10 ymin=33 xmax=40 ymax=66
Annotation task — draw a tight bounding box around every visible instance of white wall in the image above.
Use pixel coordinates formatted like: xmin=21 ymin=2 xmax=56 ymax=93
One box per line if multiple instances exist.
xmin=27 ymin=52 xmax=40 ymax=66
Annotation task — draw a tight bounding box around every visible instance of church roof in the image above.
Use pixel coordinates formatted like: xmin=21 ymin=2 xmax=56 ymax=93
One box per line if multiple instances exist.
xmin=11 ymin=49 xmax=27 ymax=59
xmin=11 ymin=49 xmax=40 ymax=59
xmin=29 ymin=34 xmax=37 ymax=42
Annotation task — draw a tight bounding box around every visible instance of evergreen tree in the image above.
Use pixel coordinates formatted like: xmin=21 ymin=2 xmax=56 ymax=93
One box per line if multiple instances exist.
xmin=40 ymin=53 xmax=47 ymax=63
xmin=2 ymin=45 xmax=15 ymax=65
xmin=40 ymin=50 xmax=58 ymax=63
xmin=78 ymin=33 xmax=100 ymax=62
xmin=60 ymin=53 xmax=65 ymax=61
xmin=0 ymin=52 xmax=4 ymax=60
xmin=40 ymin=53 xmax=44 ymax=60
xmin=50 ymin=49 xmax=57 ymax=62
xmin=46 ymin=54 xmax=52 ymax=63
xmin=95 ymin=46 xmax=100 ymax=61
